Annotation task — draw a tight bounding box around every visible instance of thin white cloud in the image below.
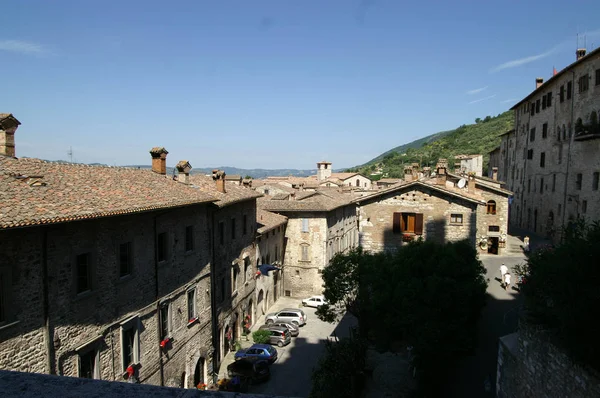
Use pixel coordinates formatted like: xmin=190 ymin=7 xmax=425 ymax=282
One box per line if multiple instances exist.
xmin=468 ymin=94 xmax=496 ymax=105
xmin=501 ymin=98 xmax=519 ymax=104
xmin=466 ymin=86 xmax=488 ymax=95
xmin=491 ymin=48 xmax=557 ymax=73
xmin=0 ymin=40 xmax=46 ymax=55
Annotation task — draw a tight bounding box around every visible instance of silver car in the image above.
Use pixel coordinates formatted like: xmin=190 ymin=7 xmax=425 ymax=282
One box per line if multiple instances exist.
xmin=265 ymin=308 xmax=307 ymax=327
xmin=260 ymin=322 xmax=299 ymax=337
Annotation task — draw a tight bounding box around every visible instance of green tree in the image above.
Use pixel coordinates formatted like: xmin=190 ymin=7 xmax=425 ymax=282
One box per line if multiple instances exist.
xmin=252 ymin=330 xmax=271 ymax=344
xmin=475 ymin=117 xmax=482 ymax=124
xmin=520 ymin=219 xmax=600 ymax=371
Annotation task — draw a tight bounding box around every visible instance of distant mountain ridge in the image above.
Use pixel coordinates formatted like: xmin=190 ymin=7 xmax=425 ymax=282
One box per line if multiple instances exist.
xmin=122 ymin=165 xmax=318 ymax=179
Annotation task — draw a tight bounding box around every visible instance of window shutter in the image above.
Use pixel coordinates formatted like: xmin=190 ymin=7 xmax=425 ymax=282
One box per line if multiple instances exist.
xmin=393 ymin=212 xmax=401 ymax=233
xmin=414 ymin=214 xmax=424 ymax=235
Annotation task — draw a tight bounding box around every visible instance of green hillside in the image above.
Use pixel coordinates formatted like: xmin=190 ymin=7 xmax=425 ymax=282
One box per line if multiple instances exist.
xmin=349 ymin=111 xmax=514 ymax=178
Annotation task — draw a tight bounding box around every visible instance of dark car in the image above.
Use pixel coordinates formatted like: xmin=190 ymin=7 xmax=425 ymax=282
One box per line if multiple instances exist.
xmin=259 ymin=322 xmax=299 ymax=337
xmin=234 ymin=343 xmax=278 ymax=362
xmin=227 ymin=358 xmax=271 ymax=383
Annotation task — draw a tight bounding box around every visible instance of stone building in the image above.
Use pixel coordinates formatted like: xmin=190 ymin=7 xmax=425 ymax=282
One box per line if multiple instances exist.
xmin=0 ymin=133 xmax=219 ymax=388
xmin=186 ymin=171 xmax=261 ymax=368
xmin=315 ymin=160 xmax=372 ymax=190
xmin=355 ymin=162 xmax=512 ymax=255
xmin=258 ymin=191 xmax=359 ymax=298
xmin=501 ymin=47 xmax=600 ymax=240
xmin=255 ymin=208 xmax=288 ymax=316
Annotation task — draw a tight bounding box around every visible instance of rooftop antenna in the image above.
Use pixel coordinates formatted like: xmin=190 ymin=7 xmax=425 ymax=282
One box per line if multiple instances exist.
xmin=67 ymin=146 xmax=73 ymax=163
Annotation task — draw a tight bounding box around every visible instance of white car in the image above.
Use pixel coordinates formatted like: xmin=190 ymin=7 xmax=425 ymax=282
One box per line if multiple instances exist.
xmin=302 ymin=295 xmax=327 ymax=308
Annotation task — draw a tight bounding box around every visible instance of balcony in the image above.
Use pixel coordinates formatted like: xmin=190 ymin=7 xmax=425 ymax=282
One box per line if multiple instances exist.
xmin=574 ymin=129 xmax=600 ymax=141
xmin=574 ymin=115 xmax=600 ymax=141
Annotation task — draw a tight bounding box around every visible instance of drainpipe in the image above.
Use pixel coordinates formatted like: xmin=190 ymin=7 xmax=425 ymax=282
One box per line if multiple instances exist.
xmin=42 ymin=227 xmax=56 ymax=374
xmin=560 ymin=71 xmax=576 ymax=240
xmin=208 ymin=204 xmax=219 ymax=377
xmin=153 ymin=215 xmax=164 ymax=386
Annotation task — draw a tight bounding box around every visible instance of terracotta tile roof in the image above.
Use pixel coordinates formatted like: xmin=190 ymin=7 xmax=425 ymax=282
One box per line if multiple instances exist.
xmin=330 ymin=172 xmax=359 ymax=180
xmin=271 ymin=193 xmax=290 ymax=200
xmin=187 ymin=174 xmax=262 ymax=208
xmin=253 ymin=182 xmax=297 ymax=194
xmin=256 ymin=208 xmax=287 ymax=234
xmin=377 ymin=178 xmax=401 ymax=184
xmin=0 ymin=156 xmax=217 ymax=229
xmin=258 ymin=191 xmax=354 ymax=213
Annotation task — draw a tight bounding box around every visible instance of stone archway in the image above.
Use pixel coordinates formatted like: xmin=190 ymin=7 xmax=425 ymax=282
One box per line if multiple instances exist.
xmin=194 ymin=357 xmax=205 ymax=388
xmin=257 ymin=289 xmax=264 ymax=315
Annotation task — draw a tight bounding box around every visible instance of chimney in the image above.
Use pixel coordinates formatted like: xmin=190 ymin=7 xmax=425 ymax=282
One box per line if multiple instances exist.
xmin=535 ymin=78 xmax=544 ymax=89
xmin=404 ymin=166 xmax=413 ymax=182
xmin=411 ymin=163 xmax=419 ymax=181
xmin=0 ymin=113 xmax=21 ymax=157
xmin=176 ymin=160 xmax=192 ymax=184
xmin=436 ymin=159 xmax=448 ymax=186
xmin=454 ymin=162 xmax=462 ymax=174
xmin=492 ymin=167 xmax=498 ymax=181
xmin=422 ymin=167 xmax=431 ymax=178
xmin=576 ymin=48 xmax=587 ymax=61
xmin=150 ymin=147 xmax=168 ymax=175
xmin=212 ymin=169 xmax=227 ymax=193
xmin=468 ymin=174 xmax=476 ymax=193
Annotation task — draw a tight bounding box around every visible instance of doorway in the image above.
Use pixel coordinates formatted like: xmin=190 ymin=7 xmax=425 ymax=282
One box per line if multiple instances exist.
xmin=194 ymin=357 xmax=205 ymax=388
xmin=488 ymin=237 xmax=499 ymax=255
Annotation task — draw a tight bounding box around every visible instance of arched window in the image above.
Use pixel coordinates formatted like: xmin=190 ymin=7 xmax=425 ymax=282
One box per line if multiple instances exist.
xmin=486 ymin=200 xmax=497 ymax=215
xmin=355 ymin=178 xmax=360 ymax=187
xmin=300 ymin=243 xmax=310 ymax=262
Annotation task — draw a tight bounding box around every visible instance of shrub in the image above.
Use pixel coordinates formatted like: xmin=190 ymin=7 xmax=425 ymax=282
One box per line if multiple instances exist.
xmin=252 ymin=330 xmax=271 ymax=344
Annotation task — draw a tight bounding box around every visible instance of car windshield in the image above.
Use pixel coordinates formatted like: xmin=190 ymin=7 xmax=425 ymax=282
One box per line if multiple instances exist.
xmin=266 ymin=346 xmax=276 ymax=355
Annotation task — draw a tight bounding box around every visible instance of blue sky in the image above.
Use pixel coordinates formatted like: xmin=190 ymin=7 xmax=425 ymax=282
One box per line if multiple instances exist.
xmin=2 ymin=0 xmax=600 ymax=170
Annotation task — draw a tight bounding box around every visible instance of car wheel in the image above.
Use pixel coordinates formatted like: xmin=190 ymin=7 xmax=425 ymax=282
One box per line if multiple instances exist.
xmin=292 ymin=321 xmax=299 ymax=326
xmin=302 ymin=302 xmax=306 ymax=307
xmin=266 ymin=319 xmax=274 ymax=325
xmin=277 ymin=341 xmax=284 ymax=347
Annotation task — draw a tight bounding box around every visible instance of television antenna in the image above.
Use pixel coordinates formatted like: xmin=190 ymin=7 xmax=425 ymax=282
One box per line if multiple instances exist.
xmin=67 ymin=146 xmax=73 ymax=163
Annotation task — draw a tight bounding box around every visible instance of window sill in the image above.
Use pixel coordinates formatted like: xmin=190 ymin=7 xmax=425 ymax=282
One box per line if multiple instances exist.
xmin=0 ymin=320 xmax=20 ymax=331
xmin=231 ymin=290 xmax=239 ymax=299
xmin=449 ymin=223 xmax=464 ymax=226
xmin=187 ymin=317 xmax=199 ymax=327
xmin=74 ymin=290 xmax=97 ymax=302
xmin=298 ymin=260 xmax=312 ymax=263
xmin=117 ymin=274 xmax=134 ymax=284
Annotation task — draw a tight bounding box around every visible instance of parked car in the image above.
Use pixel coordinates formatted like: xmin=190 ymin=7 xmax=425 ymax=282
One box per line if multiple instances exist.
xmin=302 ymin=295 xmax=327 ymax=308
xmin=227 ymin=358 xmax=270 ymax=383
xmin=259 ymin=322 xmax=299 ymax=337
xmin=234 ymin=344 xmax=278 ymax=363
xmin=265 ymin=308 xmax=307 ymax=327
xmin=262 ymin=326 xmax=291 ymax=347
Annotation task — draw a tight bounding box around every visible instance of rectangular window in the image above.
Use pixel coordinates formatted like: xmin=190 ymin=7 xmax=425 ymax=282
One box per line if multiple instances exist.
xmin=582 ymin=200 xmax=588 ymax=214
xmin=187 ymin=289 xmax=196 ymax=321
xmin=488 ymin=226 xmax=500 ymax=232
xmin=218 ymin=222 xmax=224 ymax=245
xmin=244 ymin=257 xmax=250 ymax=283
xmin=596 ymin=69 xmax=600 ymax=86
xmin=160 ymin=304 xmax=170 ymax=339
xmin=157 ymin=232 xmax=167 ymax=262
xmin=530 ymin=102 xmax=535 ymax=116
xmin=578 ymin=74 xmax=589 ymax=92
xmin=542 ymin=123 xmax=548 ymax=138
xmin=558 ymin=204 xmax=562 ymax=216
xmin=243 ymin=214 xmax=248 ymax=235
xmin=119 ymin=242 xmax=132 ymax=278
xmin=231 ymin=218 xmax=236 ymax=240
xmin=528 ymin=179 xmax=531 ymax=193
xmin=450 ymin=214 xmax=463 ymax=224
xmin=567 ymin=81 xmax=572 ymax=99
xmin=121 ymin=319 xmax=139 ymax=370
xmin=540 ymin=152 xmax=545 ymax=168
xmin=232 ymin=267 xmax=239 ymax=292
xmin=76 ymin=253 xmax=92 ymax=294
xmin=79 ymin=348 xmax=99 ymax=379
xmin=593 ymin=172 xmax=599 ymax=191
xmin=275 ymin=245 xmax=279 ymax=261
xmin=540 ymin=177 xmax=544 ymax=193
xmin=301 ymin=245 xmax=310 ymax=261
xmin=547 ymin=92 xmax=552 ymax=107
xmin=542 ymin=95 xmax=546 ymax=109
xmin=301 ymin=218 xmax=309 ymax=232
xmin=535 ymin=99 xmax=540 ymax=113
xmin=576 ymin=173 xmax=582 ymax=190
xmin=560 ymin=85 xmax=564 ymax=102
xmin=185 ymin=226 xmax=194 ymax=252
xmin=558 ymin=145 xmax=563 ymax=164
xmin=527 ymin=149 xmax=533 ymax=160
xmin=530 ymin=128 xmax=536 ymax=142
xmin=394 ymin=213 xmax=424 ymax=235
xmin=552 ymin=174 xmax=556 ymax=192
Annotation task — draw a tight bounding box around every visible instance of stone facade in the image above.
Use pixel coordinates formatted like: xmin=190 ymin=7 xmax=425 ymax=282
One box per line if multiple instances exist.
xmin=255 ymin=219 xmax=287 ymax=316
xmin=502 ymin=48 xmax=600 ymax=240
xmin=0 ymin=205 xmax=215 ymax=389
xmin=497 ymin=321 xmax=600 ymax=398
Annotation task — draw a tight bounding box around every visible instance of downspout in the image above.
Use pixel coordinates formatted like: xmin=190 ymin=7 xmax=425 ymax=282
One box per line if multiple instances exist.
xmin=154 ymin=215 xmax=164 ymax=386
xmin=209 ymin=205 xmax=219 ymax=379
xmin=560 ymin=70 xmax=576 ymax=239
xmin=42 ymin=227 xmax=55 ymax=374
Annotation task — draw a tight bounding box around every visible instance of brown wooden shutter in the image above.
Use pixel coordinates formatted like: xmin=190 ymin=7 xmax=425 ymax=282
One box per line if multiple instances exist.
xmin=393 ymin=212 xmax=401 ymax=233
xmin=414 ymin=213 xmax=424 ymax=235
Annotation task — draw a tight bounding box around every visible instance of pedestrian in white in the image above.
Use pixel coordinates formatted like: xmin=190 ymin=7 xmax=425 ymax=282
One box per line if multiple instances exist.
xmin=500 ymin=263 xmax=508 ymax=288
xmin=504 ymin=273 xmax=511 ymax=291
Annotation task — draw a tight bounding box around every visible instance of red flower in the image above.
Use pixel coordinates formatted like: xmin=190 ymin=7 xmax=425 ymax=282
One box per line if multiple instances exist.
xmin=160 ymin=338 xmax=170 ymax=348
xmin=126 ymin=365 xmax=135 ymax=378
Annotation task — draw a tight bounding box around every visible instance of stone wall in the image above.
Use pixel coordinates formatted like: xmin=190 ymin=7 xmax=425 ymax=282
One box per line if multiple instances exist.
xmin=475 ymin=184 xmax=510 ymax=255
xmin=497 ymin=321 xmax=600 ymax=398
xmin=256 ymin=223 xmax=287 ymax=315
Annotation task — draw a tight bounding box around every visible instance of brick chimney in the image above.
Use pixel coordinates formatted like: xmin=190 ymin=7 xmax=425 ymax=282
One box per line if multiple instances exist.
xmin=576 ymin=48 xmax=587 ymax=61
xmin=176 ymin=160 xmax=192 ymax=184
xmin=212 ymin=169 xmax=227 ymax=193
xmin=150 ymin=147 xmax=168 ymax=175
xmin=0 ymin=113 xmax=21 ymax=157
xmin=404 ymin=166 xmax=413 ymax=182
xmin=422 ymin=167 xmax=431 ymax=178
xmin=436 ymin=159 xmax=448 ymax=186
xmin=411 ymin=163 xmax=419 ymax=181
xmin=492 ymin=167 xmax=498 ymax=181
xmin=468 ymin=174 xmax=476 ymax=193
xmin=536 ymin=78 xmax=544 ymax=89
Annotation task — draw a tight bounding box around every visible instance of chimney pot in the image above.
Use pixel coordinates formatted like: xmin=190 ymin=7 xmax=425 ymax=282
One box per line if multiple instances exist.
xmin=212 ymin=169 xmax=227 ymax=193
xmin=0 ymin=113 xmax=21 ymax=157
xmin=468 ymin=174 xmax=476 ymax=193
xmin=150 ymin=147 xmax=168 ymax=175
xmin=176 ymin=160 xmax=192 ymax=184
xmin=576 ymin=48 xmax=587 ymax=61
xmin=536 ymin=78 xmax=544 ymax=89
xmin=492 ymin=167 xmax=498 ymax=181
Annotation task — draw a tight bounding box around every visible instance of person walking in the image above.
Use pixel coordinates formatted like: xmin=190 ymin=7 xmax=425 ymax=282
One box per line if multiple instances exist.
xmin=500 ymin=263 xmax=508 ymax=287
xmin=523 ymin=236 xmax=530 ymax=253
xmin=504 ymin=272 xmax=511 ymax=291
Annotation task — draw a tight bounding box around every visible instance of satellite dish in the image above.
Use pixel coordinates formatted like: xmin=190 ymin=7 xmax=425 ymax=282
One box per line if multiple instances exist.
xmin=457 ymin=178 xmax=467 ymax=188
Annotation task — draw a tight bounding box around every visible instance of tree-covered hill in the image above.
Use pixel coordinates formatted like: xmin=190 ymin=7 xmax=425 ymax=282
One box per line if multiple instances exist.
xmin=349 ymin=111 xmax=514 ymax=178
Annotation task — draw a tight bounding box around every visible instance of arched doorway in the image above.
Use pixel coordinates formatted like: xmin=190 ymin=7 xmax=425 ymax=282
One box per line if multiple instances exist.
xmin=248 ymin=299 xmax=254 ymax=325
xmin=224 ymin=325 xmax=232 ymax=354
xmin=181 ymin=372 xmax=187 ymax=388
xmin=265 ymin=291 xmax=270 ymax=313
xmin=257 ymin=290 xmax=264 ymax=315
xmin=232 ymin=313 xmax=239 ymax=344
xmin=194 ymin=357 xmax=205 ymax=388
